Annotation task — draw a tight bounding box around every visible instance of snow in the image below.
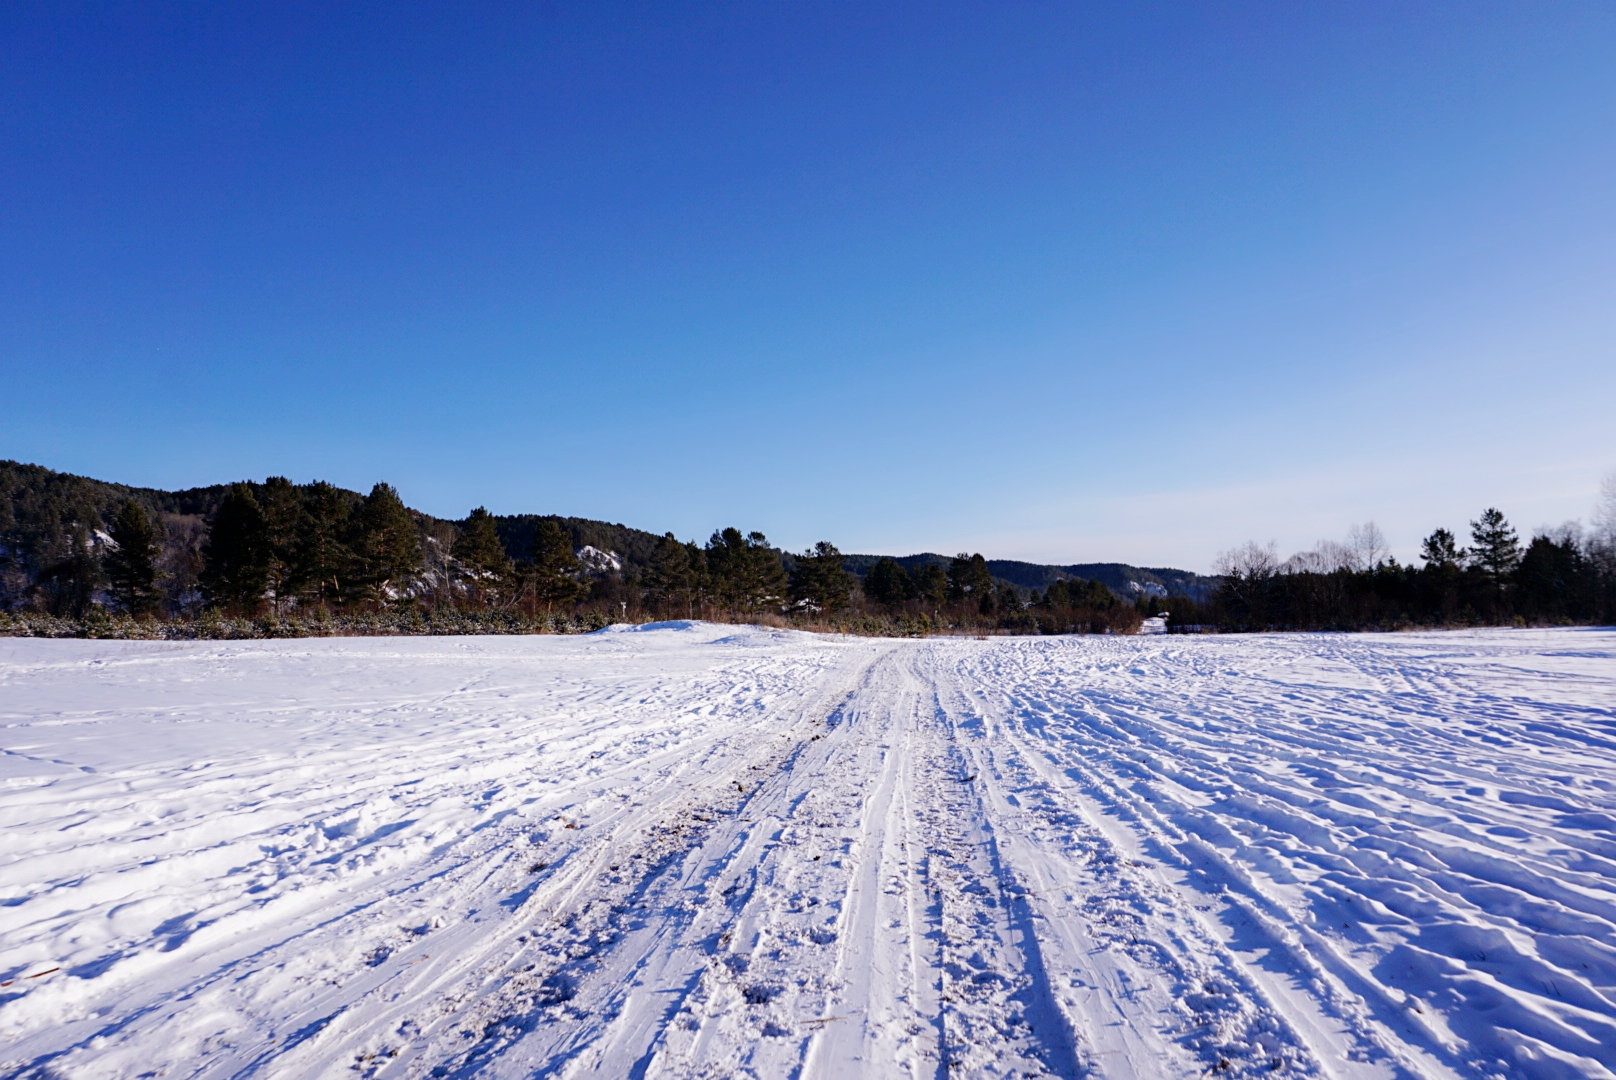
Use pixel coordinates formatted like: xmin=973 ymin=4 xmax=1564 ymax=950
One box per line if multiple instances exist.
xmin=2 ymin=626 xmax=1614 ymax=1079
xmin=575 ymin=546 xmax=622 ymax=574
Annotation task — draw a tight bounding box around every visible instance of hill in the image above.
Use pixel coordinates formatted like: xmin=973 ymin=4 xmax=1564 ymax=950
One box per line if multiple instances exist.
xmin=1 ymin=460 xmax=1211 ymax=612
xmin=841 ymin=552 xmax=1215 ymax=600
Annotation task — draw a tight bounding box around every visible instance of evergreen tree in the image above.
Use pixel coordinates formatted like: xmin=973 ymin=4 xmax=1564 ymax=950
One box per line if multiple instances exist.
xmin=38 ymin=525 xmax=101 ymax=618
xmin=683 ymin=540 xmax=710 ymax=611
xmin=947 ymin=553 xmax=993 ymax=605
xmin=913 ymin=563 xmax=949 ymax=607
xmin=1516 ymin=534 xmax=1596 ymax=623
xmin=864 ymin=557 xmax=913 ymax=608
xmin=352 ymin=482 xmax=421 ymax=603
xmin=200 ymin=484 xmax=270 ymax=613
xmin=529 ymin=518 xmax=582 ymax=611
xmin=789 ymin=541 xmax=854 ymax=614
xmin=706 ymin=528 xmax=787 ymax=612
xmin=291 ymin=481 xmax=354 ymax=608
xmin=1469 ymin=508 xmax=1521 ymax=587
xmin=260 ymin=476 xmax=303 ymax=612
xmin=1419 ymin=528 xmax=1464 ymax=571
xmin=103 ymin=499 xmax=161 ymax=616
xmin=453 ymin=507 xmax=511 ymax=603
xmin=645 ymin=532 xmax=697 ymax=616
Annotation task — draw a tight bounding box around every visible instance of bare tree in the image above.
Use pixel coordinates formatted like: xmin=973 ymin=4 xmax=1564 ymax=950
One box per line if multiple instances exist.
xmin=1346 ymin=521 xmax=1389 ymax=571
xmin=1215 ymin=540 xmax=1279 ymax=580
xmin=1593 ymin=470 xmax=1616 ymax=551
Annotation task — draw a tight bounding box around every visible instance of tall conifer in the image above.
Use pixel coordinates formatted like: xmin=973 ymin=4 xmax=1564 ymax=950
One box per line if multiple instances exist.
xmin=291 ymin=481 xmax=354 ymax=608
xmin=864 ymin=558 xmax=913 ymax=608
xmin=1469 ymin=508 xmax=1521 ymax=588
xmin=353 ymin=483 xmax=420 ymax=603
xmin=454 ymin=507 xmax=511 ymax=604
xmin=200 ymin=484 xmax=270 ymax=613
xmin=645 ymin=532 xmax=695 ymax=615
xmin=789 ymin=541 xmax=854 ymax=613
xmin=529 ymin=518 xmax=582 ymax=611
xmin=104 ymin=500 xmax=161 ymax=616
xmin=260 ymin=476 xmax=303 ymax=612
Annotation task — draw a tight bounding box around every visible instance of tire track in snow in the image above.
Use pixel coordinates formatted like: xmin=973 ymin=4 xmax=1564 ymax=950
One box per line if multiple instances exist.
xmin=6 ymin=628 xmax=1615 ymax=1080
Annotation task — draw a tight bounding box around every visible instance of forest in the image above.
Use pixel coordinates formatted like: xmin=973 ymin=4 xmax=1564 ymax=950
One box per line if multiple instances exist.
xmin=2 ymin=459 xmax=1613 ymax=637
xmin=1160 ymin=506 xmax=1616 ymax=631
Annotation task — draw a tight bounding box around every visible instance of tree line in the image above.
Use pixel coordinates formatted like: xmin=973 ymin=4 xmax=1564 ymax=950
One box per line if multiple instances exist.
xmin=9 ymin=458 xmax=1614 ymax=636
xmin=1183 ymin=501 xmax=1616 ymax=631
xmin=35 ymin=473 xmax=1136 ymax=634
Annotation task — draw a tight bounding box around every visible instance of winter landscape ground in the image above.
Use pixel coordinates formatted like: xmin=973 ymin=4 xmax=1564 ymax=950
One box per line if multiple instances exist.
xmin=2 ymin=625 xmax=1614 ymax=1080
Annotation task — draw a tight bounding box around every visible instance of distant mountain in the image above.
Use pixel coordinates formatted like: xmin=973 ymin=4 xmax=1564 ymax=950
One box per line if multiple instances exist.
xmin=841 ymin=553 xmax=1215 ymax=600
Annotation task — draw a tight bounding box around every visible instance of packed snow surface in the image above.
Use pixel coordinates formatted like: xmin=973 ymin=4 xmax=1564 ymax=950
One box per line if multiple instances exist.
xmin=3 ymin=625 xmax=1615 ymax=1079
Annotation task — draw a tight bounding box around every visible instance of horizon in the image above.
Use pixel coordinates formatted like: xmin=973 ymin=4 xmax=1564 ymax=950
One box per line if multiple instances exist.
xmin=3 ymin=3 xmax=1613 ymax=573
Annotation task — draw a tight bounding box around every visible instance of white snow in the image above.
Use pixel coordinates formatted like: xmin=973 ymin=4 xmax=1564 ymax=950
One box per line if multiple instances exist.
xmin=2 ymin=625 xmax=1614 ymax=1079
xmin=575 ymin=547 xmax=622 ymax=574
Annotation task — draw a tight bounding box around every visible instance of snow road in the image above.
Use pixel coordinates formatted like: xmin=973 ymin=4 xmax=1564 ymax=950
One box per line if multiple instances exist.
xmin=2 ymin=624 xmax=1614 ymax=1079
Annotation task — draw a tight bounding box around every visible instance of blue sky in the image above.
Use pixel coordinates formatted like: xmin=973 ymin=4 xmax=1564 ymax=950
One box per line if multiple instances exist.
xmin=3 ymin=2 xmax=1613 ymax=569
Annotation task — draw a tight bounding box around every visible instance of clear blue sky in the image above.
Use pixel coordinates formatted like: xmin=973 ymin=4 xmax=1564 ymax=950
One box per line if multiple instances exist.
xmin=3 ymin=2 xmax=1613 ymax=570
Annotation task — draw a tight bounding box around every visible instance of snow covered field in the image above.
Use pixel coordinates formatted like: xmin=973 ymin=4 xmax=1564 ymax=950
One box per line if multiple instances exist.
xmin=2 ymin=625 xmax=1614 ymax=1079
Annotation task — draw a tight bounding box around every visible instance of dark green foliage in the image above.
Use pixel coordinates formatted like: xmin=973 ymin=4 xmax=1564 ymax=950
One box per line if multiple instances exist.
xmin=200 ymin=484 xmax=270 ymax=613
xmin=12 ymin=459 xmax=1613 ymax=636
xmin=260 ymin=477 xmax=303 ymax=608
xmin=104 ymin=500 xmax=161 ymax=616
xmin=1210 ymin=507 xmax=1614 ymax=631
xmin=789 ymin=541 xmax=855 ymax=614
xmin=644 ymin=532 xmax=703 ymax=616
xmin=1041 ymin=578 xmax=1114 ymax=611
xmin=291 ymin=482 xmax=356 ymax=607
xmin=946 ymin=553 xmax=993 ymax=605
xmin=528 ymin=518 xmax=583 ymax=611
xmin=913 ymin=563 xmax=949 ymax=607
xmin=1469 ymin=508 xmax=1521 ymax=587
xmin=352 ymin=483 xmax=421 ymax=603
xmin=706 ymin=528 xmax=787 ymax=612
xmin=1516 ymin=535 xmax=1597 ymax=623
xmin=1029 ymin=575 xmax=1131 ymax=633
xmin=840 ymin=552 xmax=1213 ymax=602
xmin=1419 ymin=528 xmax=1463 ymax=570
xmin=36 ymin=528 xmax=101 ymax=618
xmin=864 ymin=557 xmax=913 ymax=608
xmin=454 ymin=507 xmax=512 ymax=602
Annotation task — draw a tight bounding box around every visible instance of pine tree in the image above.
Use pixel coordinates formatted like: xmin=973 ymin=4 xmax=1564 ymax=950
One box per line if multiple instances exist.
xmin=645 ymin=532 xmax=696 ymax=616
xmin=789 ymin=541 xmax=854 ymax=614
xmin=104 ymin=500 xmax=161 ymax=617
xmin=529 ymin=518 xmax=582 ymax=611
xmin=260 ymin=476 xmax=303 ymax=612
xmin=1469 ymin=508 xmax=1521 ymax=587
xmin=913 ymin=563 xmax=949 ymax=607
xmin=291 ymin=481 xmax=354 ymax=608
xmin=1419 ymin=528 xmax=1464 ymax=571
xmin=453 ymin=507 xmax=511 ymax=604
xmin=947 ymin=553 xmax=993 ymax=605
xmin=864 ymin=557 xmax=913 ymax=608
xmin=352 ymin=482 xmax=421 ymax=604
xmin=200 ymin=484 xmax=270 ymax=613
xmin=683 ymin=540 xmax=710 ymax=613
xmin=706 ymin=528 xmax=787 ymax=612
